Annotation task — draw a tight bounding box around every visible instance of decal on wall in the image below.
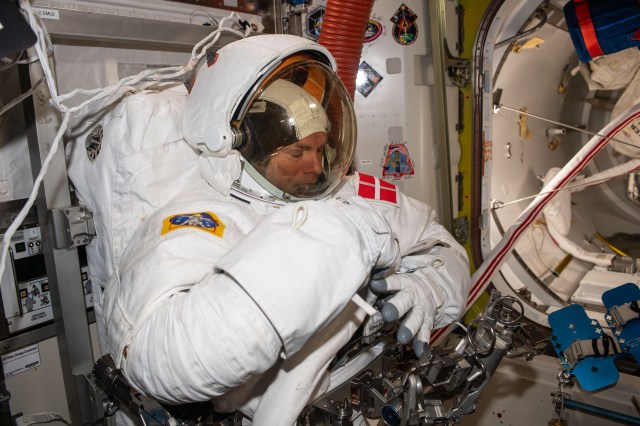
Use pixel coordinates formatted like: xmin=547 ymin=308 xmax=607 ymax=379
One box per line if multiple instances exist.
xmin=382 ymin=143 xmax=415 ymax=179
xmin=306 ymin=6 xmax=325 ymax=40
xmin=482 ymin=138 xmax=492 ymax=177
xmin=356 ymin=61 xmax=383 ymax=97
xmin=364 ymin=18 xmax=383 ymax=43
xmin=390 ymin=4 xmax=418 ymax=46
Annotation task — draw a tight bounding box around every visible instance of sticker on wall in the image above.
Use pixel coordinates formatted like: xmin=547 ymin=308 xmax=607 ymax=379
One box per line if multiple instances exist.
xmin=364 ymin=18 xmax=383 ymax=43
xmin=356 ymin=61 xmax=383 ymax=97
xmin=482 ymin=138 xmax=493 ymax=177
xmin=382 ymin=143 xmax=415 ymax=179
xmin=390 ymin=4 xmax=418 ymax=46
xmin=306 ymin=6 xmax=325 ymax=40
xmin=1 ymin=344 xmax=41 ymax=378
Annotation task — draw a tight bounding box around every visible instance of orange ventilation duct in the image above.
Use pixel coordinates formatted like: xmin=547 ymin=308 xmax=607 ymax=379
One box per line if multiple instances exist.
xmin=318 ymin=0 xmax=374 ymax=99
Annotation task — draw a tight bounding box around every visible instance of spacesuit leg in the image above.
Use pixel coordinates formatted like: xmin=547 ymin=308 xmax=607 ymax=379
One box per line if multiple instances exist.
xmin=250 ymin=303 xmax=368 ymax=425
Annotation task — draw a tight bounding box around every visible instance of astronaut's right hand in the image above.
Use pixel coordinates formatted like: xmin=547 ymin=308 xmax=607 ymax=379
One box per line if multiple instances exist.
xmin=328 ymin=196 xmax=400 ymax=275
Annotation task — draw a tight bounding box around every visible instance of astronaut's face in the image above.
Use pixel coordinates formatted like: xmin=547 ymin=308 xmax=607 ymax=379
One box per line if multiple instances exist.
xmin=235 ymin=59 xmax=356 ymax=201
xmin=264 ymin=132 xmax=327 ymax=197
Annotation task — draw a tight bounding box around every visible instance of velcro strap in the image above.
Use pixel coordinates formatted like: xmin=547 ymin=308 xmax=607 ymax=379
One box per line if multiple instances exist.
xmin=574 ymin=0 xmax=604 ymax=60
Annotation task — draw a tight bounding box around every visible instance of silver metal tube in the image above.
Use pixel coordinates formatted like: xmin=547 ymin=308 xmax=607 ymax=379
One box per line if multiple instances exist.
xmin=428 ymin=0 xmax=454 ymax=232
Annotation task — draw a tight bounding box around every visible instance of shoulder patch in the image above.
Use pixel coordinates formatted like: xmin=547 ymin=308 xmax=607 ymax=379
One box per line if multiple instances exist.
xmin=161 ymin=211 xmax=225 ymax=237
xmin=357 ymin=173 xmax=398 ymax=204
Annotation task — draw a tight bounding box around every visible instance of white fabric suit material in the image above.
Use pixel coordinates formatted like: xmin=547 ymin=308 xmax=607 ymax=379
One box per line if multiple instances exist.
xmin=66 ymin=85 xmax=201 ymax=348
xmin=102 ymin=176 xmax=396 ymax=404
xmin=242 ymin=178 xmax=470 ymax=425
xmin=68 ymin=33 xmax=471 ymax=424
xmin=67 ymin=85 xmax=199 ymax=289
xmin=101 ymin=170 xmax=469 ymax=420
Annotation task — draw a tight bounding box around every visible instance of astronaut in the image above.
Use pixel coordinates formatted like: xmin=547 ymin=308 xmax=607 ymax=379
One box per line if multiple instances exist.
xmin=93 ymin=34 xmax=470 ymax=424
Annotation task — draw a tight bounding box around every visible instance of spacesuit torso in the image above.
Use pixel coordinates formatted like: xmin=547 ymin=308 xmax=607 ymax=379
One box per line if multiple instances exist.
xmin=96 ymin=161 xmax=468 ymax=421
xmin=67 ymin=34 xmax=470 ymax=425
xmin=102 ymin=171 xmax=446 ymax=360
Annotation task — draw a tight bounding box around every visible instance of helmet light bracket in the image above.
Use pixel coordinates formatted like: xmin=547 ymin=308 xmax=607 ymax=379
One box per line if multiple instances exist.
xmin=202 ymin=125 xmax=232 ymax=156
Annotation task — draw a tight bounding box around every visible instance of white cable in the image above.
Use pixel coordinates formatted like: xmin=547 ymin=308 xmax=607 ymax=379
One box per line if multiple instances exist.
xmin=492 ymin=159 xmax=640 ymax=209
xmin=0 ymin=111 xmax=70 ymax=282
xmin=12 ymin=54 xmax=43 ymax=66
xmin=0 ymin=1 xmax=69 ymax=281
xmin=545 ymin=220 xmax=615 ymax=267
xmin=570 ymin=158 xmax=640 ymax=191
xmin=497 ymin=103 xmax=640 ymax=151
xmin=59 ymin=14 xmax=249 ymax=114
xmin=455 ymin=321 xmax=467 ymax=332
xmin=432 ymin=102 xmax=640 ymax=345
xmin=0 ymin=0 xmax=251 ymax=283
xmin=350 ymin=294 xmax=378 ymax=317
xmin=0 ymin=2 xmax=68 ymax=281
xmin=10 ymin=56 xmax=42 ymax=66
xmin=0 ymin=77 xmax=45 ymax=118
xmin=492 ymin=175 xmax=623 ymax=209
xmin=0 ymin=54 xmax=22 ymax=73
xmin=23 ymin=2 xmax=60 ymax=109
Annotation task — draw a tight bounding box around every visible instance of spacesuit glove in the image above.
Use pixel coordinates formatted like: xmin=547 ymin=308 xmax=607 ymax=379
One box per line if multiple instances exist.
xmin=330 ymin=196 xmax=400 ymax=273
xmin=370 ymin=272 xmax=441 ymax=358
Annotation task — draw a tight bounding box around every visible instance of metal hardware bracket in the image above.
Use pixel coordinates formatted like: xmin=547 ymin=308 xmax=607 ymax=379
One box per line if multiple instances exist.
xmin=49 ymin=206 xmax=96 ymax=249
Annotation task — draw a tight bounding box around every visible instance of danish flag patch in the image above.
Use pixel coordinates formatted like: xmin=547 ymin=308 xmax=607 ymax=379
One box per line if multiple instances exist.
xmin=357 ymin=173 xmax=398 ymax=204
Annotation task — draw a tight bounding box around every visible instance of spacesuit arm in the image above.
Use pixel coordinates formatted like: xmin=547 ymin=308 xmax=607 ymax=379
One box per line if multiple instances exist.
xmin=106 ymin=196 xmax=397 ymax=404
xmin=217 ymin=198 xmax=398 ymax=357
xmin=398 ymin=218 xmax=471 ymax=323
xmin=370 ymin=191 xmax=471 ymax=356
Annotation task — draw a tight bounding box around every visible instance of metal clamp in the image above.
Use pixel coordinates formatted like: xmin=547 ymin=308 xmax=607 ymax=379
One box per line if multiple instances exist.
xmin=610 ymin=301 xmax=640 ymax=328
xmin=49 ymin=205 xmax=96 ymax=249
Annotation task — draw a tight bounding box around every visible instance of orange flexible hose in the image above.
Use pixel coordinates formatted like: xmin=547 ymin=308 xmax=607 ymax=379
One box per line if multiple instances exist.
xmin=318 ymin=0 xmax=374 ymax=99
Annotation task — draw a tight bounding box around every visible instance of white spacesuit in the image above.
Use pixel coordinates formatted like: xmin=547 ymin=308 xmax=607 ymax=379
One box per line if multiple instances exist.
xmin=69 ymin=34 xmax=470 ymax=424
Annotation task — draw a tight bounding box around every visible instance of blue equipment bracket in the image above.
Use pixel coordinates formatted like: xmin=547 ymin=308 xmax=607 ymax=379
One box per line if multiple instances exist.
xmin=549 ymin=304 xmax=619 ymax=391
xmin=602 ymin=282 xmax=640 ymax=364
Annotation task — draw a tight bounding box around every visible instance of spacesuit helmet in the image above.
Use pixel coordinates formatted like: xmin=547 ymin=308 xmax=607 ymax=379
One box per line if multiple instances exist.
xmin=182 ymin=35 xmax=356 ymax=202
xmin=236 ymin=59 xmax=355 ymax=200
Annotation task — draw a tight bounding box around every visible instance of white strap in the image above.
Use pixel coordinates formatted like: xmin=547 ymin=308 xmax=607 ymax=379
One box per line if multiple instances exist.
xmin=15 ymin=412 xmax=71 ymax=426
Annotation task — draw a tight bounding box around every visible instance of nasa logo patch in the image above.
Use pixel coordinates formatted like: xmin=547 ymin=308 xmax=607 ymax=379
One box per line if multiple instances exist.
xmin=161 ymin=211 xmax=225 ymax=237
xmin=357 ymin=173 xmax=398 ymax=205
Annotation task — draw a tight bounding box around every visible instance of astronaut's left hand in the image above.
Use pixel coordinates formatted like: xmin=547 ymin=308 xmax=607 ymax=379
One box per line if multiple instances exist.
xmin=370 ymin=240 xmax=470 ymax=357
xmin=371 ymin=273 xmax=441 ymax=357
